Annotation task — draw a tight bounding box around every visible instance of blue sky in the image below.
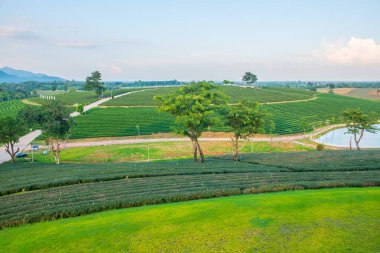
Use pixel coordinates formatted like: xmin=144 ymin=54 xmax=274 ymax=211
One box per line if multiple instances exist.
xmin=1 ymin=0 xmax=380 ymax=81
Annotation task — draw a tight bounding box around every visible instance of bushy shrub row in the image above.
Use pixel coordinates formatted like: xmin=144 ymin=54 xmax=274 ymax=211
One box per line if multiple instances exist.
xmin=1 ymin=170 xmax=379 ymax=229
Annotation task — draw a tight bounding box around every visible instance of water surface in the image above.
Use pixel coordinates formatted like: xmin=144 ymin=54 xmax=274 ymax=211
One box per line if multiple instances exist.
xmin=315 ymin=124 xmax=380 ymax=148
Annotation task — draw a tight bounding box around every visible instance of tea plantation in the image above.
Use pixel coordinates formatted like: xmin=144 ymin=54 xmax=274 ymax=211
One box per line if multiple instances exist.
xmin=0 ymin=150 xmax=379 ymax=228
xmin=69 ymin=93 xmax=380 ymax=138
xmin=0 ymin=100 xmax=26 ymax=118
xmin=103 ymin=86 xmax=316 ymax=106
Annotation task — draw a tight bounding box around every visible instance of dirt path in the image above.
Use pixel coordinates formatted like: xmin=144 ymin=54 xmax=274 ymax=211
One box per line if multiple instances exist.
xmin=21 ymin=99 xmax=42 ymax=106
xmin=41 ymin=125 xmax=344 ymax=150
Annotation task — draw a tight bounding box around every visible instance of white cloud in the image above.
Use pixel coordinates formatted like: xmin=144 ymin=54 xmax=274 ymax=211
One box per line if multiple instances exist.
xmin=314 ymin=37 xmax=380 ymax=65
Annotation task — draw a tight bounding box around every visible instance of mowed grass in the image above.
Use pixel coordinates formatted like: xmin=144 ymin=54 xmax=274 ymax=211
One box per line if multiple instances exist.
xmin=70 ymin=93 xmax=380 ymax=138
xmin=0 ymin=187 xmax=379 ymax=252
xmin=29 ymin=141 xmax=311 ymax=163
xmin=103 ymin=86 xmax=316 ymax=106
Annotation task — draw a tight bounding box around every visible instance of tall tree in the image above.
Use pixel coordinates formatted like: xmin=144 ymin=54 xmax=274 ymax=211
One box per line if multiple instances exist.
xmin=342 ymin=109 xmax=379 ymax=150
xmin=85 ymin=71 xmax=106 ymax=96
xmin=225 ymin=101 xmax=273 ymax=161
xmin=0 ymin=117 xmax=27 ymax=162
xmin=242 ymin=72 xmax=258 ymax=85
xmin=40 ymin=101 xmax=73 ymax=164
xmin=154 ymin=81 xmax=228 ymax=163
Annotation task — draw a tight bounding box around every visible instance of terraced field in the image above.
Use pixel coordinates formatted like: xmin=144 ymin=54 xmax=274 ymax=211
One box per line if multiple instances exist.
xmin=0 ymin=150 xmax=379 ymax=228
xmin=266 ymin=93 xmax=380 ymax=134
xmin=70 ymin=107 xmax=174 ymax=138
xmin=0 ymin=100 xmax=26 ymax=118
xmin=103 ymin=87 xmax=178 ymax=106
xmin=225 ymin=86 xmax=316 ymax=103
xmin=70 ymin=93 xmax=380 ymax=138
xmin=103 ymin=86 xmax=316 ymax=106
xmin=29 ymin=91 xmax=100 ymax=106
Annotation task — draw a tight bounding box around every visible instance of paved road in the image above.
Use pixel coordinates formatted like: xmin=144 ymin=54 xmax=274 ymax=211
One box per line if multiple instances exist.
xmin=0 ymin=90 xmax=147 ymax=164
xmin=0 ymin=130 xmax=42 ymax=164
xmin=70 ymin=90 xmax=147 ymax=117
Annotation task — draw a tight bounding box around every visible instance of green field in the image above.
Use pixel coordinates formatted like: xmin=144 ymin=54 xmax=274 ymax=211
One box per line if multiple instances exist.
xmin=0 ymin=100 xmax=26 ymax=118
xmin=70 ymin=93 xmax=380 ymax=138
xmin=70 ymin=107 xmax=174 ymax=138
xmin=0 ymin=187 xmax=379 ymax=252
xmin=29 ymin=90 xmax=100 ymax=106
xmin=1 ymin=150 xmax=379 ymax=228
xmin=26 ymin=141 xmax=311 ymax=163
xmin=103 ymin=87 xmax=178 ymax=106
xmin=103 ymin=86 xmax=316 ymax=106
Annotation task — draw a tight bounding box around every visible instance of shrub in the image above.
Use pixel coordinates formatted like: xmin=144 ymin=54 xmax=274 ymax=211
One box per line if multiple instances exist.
xmin=316 ymin=144 xmax=325 ymax=151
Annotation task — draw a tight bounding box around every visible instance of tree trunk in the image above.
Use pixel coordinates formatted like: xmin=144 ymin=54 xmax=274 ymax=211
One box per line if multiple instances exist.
xmin=353 ymin=133 xmax=361 ymax=151
xmin=232 ymin=138 xmax=239 ymax=161
xmin=5 ymin=142 xmax=19 ymax=162
xmin=53 ymin=139 xmax=60 ymax=165
xmin=195 ymin=140 xmax=205 ymax=163
xmin=191 ymin=139 xmax=198 ymax=162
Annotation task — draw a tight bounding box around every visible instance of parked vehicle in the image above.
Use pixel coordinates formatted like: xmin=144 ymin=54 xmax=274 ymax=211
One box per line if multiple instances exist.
xmin=15 ymin=152 xmax=28 ymax=158
xmin=31 ymin=145 xmax=39 ymax=152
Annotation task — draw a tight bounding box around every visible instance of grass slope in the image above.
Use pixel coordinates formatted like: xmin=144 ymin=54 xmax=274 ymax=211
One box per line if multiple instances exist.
xmin=0 ymin=187 xmax=379 ymax=252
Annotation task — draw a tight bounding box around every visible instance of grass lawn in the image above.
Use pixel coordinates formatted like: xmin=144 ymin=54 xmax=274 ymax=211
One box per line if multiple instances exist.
xmin=0 ymin=187 xmax=379 ymax=252
xmin=28 ymin=141 xmax=312 ymax=163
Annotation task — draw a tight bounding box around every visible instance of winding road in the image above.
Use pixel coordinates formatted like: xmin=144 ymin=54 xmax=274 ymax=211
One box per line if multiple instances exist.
xmin=0 ymin=90 xmax=147 ymax=164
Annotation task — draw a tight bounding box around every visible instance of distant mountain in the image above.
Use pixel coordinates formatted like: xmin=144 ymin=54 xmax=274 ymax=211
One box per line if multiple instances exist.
xmin=0 ymin=67 xmax=66 ymax=83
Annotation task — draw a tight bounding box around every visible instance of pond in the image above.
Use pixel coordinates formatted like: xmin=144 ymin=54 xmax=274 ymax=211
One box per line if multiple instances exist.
xmin=315 ymin=124 xmax=380 ymax=148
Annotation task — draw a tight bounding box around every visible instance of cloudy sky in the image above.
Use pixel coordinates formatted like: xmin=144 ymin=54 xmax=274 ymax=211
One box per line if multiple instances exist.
xmin=0 ymin=0 xmax=379 ymax=81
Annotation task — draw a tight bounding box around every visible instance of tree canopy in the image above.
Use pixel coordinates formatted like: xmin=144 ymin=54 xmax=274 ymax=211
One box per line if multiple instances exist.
xmin=342 ymin=108 xmax=379 ymax=150
xmin=242 ymin=72 xmax=258 ymax=85
xmin=85 ymin=71 xmax=105 ymax=96
xmin=225 ymin=100 xmax=273 ymax=161
xmin=0 ymin=117 xmax=27 ymax=162
xmin=154 ymin=81 xmax=228 ymax=162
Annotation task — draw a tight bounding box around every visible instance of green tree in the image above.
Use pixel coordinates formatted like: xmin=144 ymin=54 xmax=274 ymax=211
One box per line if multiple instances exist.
xmin=225 ymin=101 xmax=273 ymax=161
xmin=0 ymin=117 xmax=27 ymax=162
xmin=40 ymin=101 xmax=73 ymax=164
xmin=52 ymin=83 xmax=57 ymax=91
xmin=242 ymin=72 xmax=258 ymax=85
xmin=17 ymin=106 xmax=45 ymax=128
xmin=85 ymin=71 xmax=106 ymax=96
xmin=154 ymin=81 xmax=228 ymax=163
xmin=223 ymin=80 xmax=233 ymax=85
xmin=76 ymin=104 xmax=84 ymax=114
xmin=342 ymin=109 xmax=379 ymax=150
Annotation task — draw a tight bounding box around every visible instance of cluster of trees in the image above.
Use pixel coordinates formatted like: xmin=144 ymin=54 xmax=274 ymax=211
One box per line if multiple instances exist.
xmin=0 ymin=101 xmax=72 ymax=164
xmin=155 ymin=80 xmax=273 ymax=162
xmin=0 ymin=81 xmax=85 ymax=102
